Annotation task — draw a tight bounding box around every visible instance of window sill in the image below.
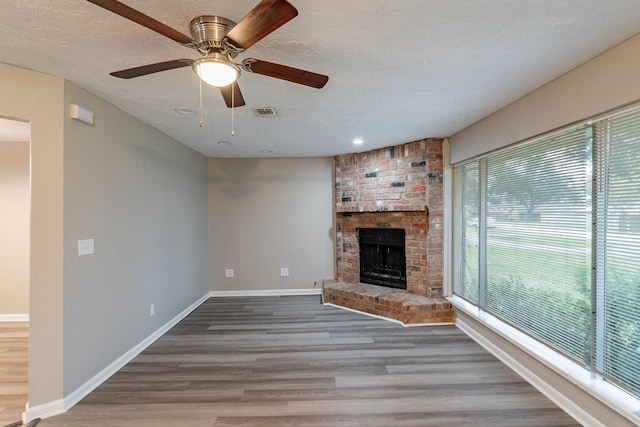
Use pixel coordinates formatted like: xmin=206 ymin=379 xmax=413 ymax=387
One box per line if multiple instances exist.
xmin=449 ymin=295 xmax=640 ymax=426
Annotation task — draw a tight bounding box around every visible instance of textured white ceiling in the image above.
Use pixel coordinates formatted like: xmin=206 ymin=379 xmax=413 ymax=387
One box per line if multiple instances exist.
xmin=1 ymin=1 xmax=639 ymax=157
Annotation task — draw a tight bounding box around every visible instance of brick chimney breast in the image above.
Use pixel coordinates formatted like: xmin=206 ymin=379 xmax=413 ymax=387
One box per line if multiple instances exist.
xmin=326 ymin=138 xmax=453 ymax=325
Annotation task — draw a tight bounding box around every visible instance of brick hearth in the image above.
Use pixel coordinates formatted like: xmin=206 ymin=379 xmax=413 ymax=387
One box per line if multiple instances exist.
xmin=323 ymin=280 xmax=454 ymax=325
xmin=325 ymin=139 xmax=455 ymax=325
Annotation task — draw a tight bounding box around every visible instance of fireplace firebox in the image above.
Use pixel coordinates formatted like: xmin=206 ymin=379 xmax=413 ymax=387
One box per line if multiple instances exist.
xmin=359 ymin=228 xmax=407 ymax=290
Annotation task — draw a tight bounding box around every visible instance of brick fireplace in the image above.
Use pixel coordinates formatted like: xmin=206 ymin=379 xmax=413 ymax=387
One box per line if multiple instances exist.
xmin=323 ymin=139 xmax=455 ymax=325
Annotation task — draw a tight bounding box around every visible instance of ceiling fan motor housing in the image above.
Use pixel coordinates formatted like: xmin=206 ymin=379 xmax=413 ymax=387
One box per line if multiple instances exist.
xmin=189 ymin=15 xmax=238 ymax=56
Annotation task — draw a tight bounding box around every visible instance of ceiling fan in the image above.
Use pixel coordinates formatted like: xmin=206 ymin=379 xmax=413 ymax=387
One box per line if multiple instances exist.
xmin=86 ymin=0 xmax=329 ymax=108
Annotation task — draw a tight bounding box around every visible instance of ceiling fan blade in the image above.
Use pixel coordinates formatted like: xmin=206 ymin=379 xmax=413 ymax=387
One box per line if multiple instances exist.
xmin=110 ymin=59 xmax=193 ymax=79
xmin=243 ymin=59 xmax=328 ymax=88
xmin=224 ymin=0 xmax=298 ymax=50
xmin=219 ymin=83 xmax=246 ymax=108
xmin=86 ymin=0 xmax=195 ymax=45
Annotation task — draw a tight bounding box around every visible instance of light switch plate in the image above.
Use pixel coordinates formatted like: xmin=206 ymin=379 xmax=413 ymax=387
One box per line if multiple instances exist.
xmin=78 ymin=239 xmax=94 ymax=256
xmin=225 ymin=269 xmax=234 ymax=278
xmin=280 ymin=268 xmax=289 ymax=277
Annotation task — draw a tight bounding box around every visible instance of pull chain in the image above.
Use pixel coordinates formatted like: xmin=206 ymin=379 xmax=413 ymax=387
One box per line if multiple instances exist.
xmin=198 ymin=77 xmax=204 ymax=128
xmin=231 ymin=82 xmax=235 ymax=137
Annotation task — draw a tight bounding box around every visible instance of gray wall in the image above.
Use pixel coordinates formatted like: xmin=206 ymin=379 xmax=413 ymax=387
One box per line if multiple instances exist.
xmin=62 ymin=81 xmax=210 ymax=395
xmin=209 ymin=158 xmax=334 ymax=292
xmin=0 ymin=140 xmax=30 ymax=315
xmin=450 ymin=33 xmax=640 ymax=164
xmin=1 ymin=61 xmax=329 ymax=410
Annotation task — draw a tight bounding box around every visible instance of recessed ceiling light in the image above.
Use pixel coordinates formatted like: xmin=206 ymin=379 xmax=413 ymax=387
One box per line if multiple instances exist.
xmin=217 ymin=140 xmax=233 ymax=145
xmin=353 ymin=138 xmax=364 ymax=145
xmin=174 ymin=107 xmax=197 ymax=115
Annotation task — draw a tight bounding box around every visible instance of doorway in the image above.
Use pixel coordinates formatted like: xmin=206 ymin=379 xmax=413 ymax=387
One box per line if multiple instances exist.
xmin=0 ymin=116 xmax=31 ymax=425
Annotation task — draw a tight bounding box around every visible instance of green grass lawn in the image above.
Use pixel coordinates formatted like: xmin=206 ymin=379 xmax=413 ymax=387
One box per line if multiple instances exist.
xmin=463 ymin=223 xmax=591 ymax=299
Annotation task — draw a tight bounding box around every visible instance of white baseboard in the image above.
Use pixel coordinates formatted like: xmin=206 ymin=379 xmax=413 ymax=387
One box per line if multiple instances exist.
xmin=24 ymin=292 xmax=210 ymax=423
xmin=24 ymin=290 xmax=321 ymax=422
xmin=22 ymin=399 xmax=65 ymax=424
xmin=209 ymin=288 xmax=322 ymax=297
xmin=63 ymin=292 xmax=210 ymax=409
xmin=0 ymin=314 xmax=29 ymax=322
xmin=452 ymin=295 xmax=640 ymax=427
xmin=456 ymin=315 xmax=604 ymax=427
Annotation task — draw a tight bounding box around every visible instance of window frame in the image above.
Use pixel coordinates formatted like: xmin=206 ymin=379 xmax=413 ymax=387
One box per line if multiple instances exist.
xmin=451 ymin=107 xmax=640 ymax=420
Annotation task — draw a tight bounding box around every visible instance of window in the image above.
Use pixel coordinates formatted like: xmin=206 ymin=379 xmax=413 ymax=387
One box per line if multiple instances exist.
xmin=453 ymin=161 xmax=480 ymax=304
xmin=454 ymin=108 xmax=640 ymax=397
xmin=593 ymin=110 xmax=640 ymax=395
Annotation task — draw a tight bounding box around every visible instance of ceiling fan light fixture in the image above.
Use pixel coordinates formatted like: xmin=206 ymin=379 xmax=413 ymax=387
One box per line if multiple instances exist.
xmin=193 ymin=54 xmax=239 ymax=87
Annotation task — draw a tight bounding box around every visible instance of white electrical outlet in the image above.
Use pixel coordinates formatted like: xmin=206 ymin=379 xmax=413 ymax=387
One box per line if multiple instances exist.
xmin=280 ymin=268 xmax=289 ymax=277
xmin=150 ymin=303 xmax=155 ymax=317
xmin=78 ymin=239 xmax=95 ymax=256
xmin=225 ymin=269 xmax=234 ymax=278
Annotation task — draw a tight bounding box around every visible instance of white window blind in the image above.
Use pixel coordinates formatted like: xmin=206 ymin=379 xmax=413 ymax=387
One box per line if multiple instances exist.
xmin=454 ymin=163 xmax=480 ymax=304
xmin=454 ymin=108 xmax=640 ymax=398
xmin=453 ymin=126 xmax=592 ymax=364
xmin=484 ymin=127 xmax=592 ymax=363
xmin=594 ymin=109 xmax=640 ymax=395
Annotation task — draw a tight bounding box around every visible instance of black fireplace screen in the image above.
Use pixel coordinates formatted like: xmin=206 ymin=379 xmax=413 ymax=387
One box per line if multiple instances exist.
xmin=359 ymin=228 xmax=407 ymax=290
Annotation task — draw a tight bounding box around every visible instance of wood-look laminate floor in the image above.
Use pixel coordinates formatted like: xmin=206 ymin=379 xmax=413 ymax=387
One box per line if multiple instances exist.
xmin=40 ymin=296 xmax=579 ymax=426
xmin=0 ymin=322 xmax=28 ymax=427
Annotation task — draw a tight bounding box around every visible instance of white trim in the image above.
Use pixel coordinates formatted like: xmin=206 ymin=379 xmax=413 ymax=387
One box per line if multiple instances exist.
xmin=323 ymin=302 xmax=454 ymax=327
xmin=209 ymin=288 xmax=322 ymax=297
xmin=62 ymin=292 xmax=210 ymax=410
xmin=442 ymin=137 xmax=453 ymax=297
xmin=450 ymin=295 xmax=640 ymax=427
xmin=24 ymin=292 xmax=210 ymax=423
xmin=0 ymin=314 xmax=29 ymax=322
xmin=22 ymin=399 xmax=65 ymax=424
xmin=24 ymin=290 xmax=322 ymax=422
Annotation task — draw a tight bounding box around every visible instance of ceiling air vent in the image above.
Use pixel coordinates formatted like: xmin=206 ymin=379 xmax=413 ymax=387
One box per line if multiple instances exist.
xmin=252 ymin=107 xmax=277 ymax=118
